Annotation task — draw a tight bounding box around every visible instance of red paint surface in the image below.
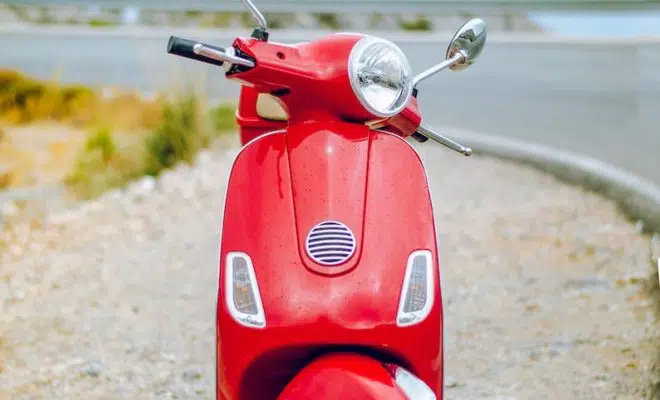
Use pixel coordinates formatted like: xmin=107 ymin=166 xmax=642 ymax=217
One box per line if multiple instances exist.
xmin=217 ymin=127 xmax=442 ymax=400
xmin=231 ymin=33 xmax=423 ymax=142
xmin=212 ymin=33 xmax=438 ymax=400
xmin=277 ymin=353 xmax=408 ymax=400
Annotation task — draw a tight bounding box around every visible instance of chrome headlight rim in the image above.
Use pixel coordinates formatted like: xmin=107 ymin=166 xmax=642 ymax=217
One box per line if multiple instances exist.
xmin=348 ymin=36 xmax=413 ymax=119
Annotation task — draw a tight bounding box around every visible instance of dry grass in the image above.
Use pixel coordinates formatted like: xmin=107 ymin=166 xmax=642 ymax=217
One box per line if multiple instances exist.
xmin=0 ymin=70 xmax=237 ymax=197
xmin=0 ymin=69 xmax=161 ymax=132
xmin=66 ymin=94 xmax=236 ymax=199
xmin=0 ymin=124 xmax=87 ymax=187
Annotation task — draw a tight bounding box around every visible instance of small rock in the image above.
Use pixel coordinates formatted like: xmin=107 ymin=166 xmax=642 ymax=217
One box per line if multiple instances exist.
xmin=563 ymin=276 xmax=611 ymax=293
xmin=80 ymin=200 xmax=104 ymax=214
xmin=196 ymin=150 xmax=212 ymax=166
xmin=525 ymin=303 xmax=541 ymax=312
xmin=182 ymin=366 xmax=204 ymax=382
xmin=46 ymin=210 xmax=80 ymax=226
xmin=444 ymin=375 xmax=462 ymax=388
xmin=529 ymin=351 xmax=542 ymax=362
xmin=101 ymin=189 xmax=123 ymax=202
xmin=101 ymin=87 xmax=115 ymax=99
xmin=128 ymin=176 xmax=157 ymax=199
xmin=11 ymin=290 xmax=25 ymax=301
xmin=1 ymin=200 xmax=19 ymax=219
xmin=81 ymin=360 xmax=103 ymax=377
xmin=9 ymin=244 xmax=22 ymax=257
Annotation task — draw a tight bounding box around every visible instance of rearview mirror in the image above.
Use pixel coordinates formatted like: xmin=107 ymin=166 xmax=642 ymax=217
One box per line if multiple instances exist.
xmin=446 ymin=18 xmax=487 ymax=71
xmin=412 ymin=18 xmax=487 ymax=87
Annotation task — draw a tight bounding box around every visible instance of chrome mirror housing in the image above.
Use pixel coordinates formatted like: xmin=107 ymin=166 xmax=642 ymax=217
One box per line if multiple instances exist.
xmin=412 ymin=18 xmax=487 ymax=87
xmin=446 ymin=18 xmax=487 ymax=71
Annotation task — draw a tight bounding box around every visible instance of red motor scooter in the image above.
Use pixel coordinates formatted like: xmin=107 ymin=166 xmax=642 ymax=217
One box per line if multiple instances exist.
xmin=167 ymin=2 xmax=486 ymax=399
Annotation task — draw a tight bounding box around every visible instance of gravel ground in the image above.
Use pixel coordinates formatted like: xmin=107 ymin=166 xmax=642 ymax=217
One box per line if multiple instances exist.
xmin=0 ymin=142 xmax=658 ymax=399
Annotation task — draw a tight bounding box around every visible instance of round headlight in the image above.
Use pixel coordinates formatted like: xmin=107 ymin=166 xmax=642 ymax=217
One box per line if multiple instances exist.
xmin=348 ymin=36 xmax=413 ymax=118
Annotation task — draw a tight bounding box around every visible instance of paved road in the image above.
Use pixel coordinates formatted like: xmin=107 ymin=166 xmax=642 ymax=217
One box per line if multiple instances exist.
xmin=1 ymin=29 xmax=658 ymax=186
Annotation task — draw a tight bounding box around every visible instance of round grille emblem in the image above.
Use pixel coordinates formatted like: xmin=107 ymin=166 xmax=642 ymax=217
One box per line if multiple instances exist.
xmin=305 ymin=221 xmax=356 ymax=266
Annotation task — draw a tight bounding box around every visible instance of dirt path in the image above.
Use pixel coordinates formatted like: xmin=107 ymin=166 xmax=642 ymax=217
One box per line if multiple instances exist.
xmin=0 ymin=144 xmax=657 ymax=399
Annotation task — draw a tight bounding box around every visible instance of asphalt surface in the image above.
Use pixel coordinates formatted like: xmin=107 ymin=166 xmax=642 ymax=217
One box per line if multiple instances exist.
xmin=1 ymin=29 xmax=658 ymax=186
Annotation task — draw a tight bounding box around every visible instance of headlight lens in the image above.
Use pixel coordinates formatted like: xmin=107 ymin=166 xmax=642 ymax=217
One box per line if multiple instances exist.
xmin=348 ymin=36 xmax=413 ymax=118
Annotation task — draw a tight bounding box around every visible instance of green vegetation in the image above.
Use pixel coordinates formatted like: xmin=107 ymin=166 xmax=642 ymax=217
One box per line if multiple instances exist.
xmin=368 ymin=13 xmax=384 ymax=30
xmin=398 ymin=16 xmax=433 ymax=32
xmin=88 ymin=18 xmax=117 ymax=28
xmin=64 ymin=17 xmax=79 ymax=25
xmin=1 ymin=70 xmax=237 ymax=198
xmin=209 ymin=103 xmax=237 ymax=133
xmin=0 ymin=127 xmax=10 ymax=189
xmin=65 ymin=126 xmax=143 ymax=199
xmin=36 ymin=6 xmax=55 ymax=25
xmin=199 ymin=12 xmax=233 ymax=28
xmin=66 ymin=93 xmax=236 ymax=199
xmin=184 ymin=9 xmax=203 ymax=18
xmin=263 ymin=13 xmax=283 ymax=30
xmin=316 ymin=13 xmax=340 ymax=30
xmin=239 ymin=12 xmax=255 ymax=28
xmin=143 ymin=92 xmax=210 ymax=176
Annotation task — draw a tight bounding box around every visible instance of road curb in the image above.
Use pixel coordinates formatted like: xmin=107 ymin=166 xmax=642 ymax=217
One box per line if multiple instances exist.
xmin=440 ymin=127 xmax=660 ymax=235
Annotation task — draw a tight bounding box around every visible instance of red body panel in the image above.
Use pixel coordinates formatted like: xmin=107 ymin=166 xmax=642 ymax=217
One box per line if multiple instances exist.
xmin=232 ymin=33 xmax=424 ymax=143
xmin=277 ymin=354 xmax=407 ymax=400
xmin=217 ymin=122 xmax=443 ymax=400
xmin=232 ymin=34 xmax=372 ymax=123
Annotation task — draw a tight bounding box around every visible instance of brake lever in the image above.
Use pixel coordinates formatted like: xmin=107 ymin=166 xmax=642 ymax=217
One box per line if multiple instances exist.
xmin=416 ymin=125 xmax=472 ymax=156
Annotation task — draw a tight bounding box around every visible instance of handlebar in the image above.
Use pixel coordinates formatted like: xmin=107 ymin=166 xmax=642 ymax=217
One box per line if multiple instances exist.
xmin=166 ymin=36 xmax=470 ymax=157
xmin=167 ymin=36 xmax=227 ymax=67
xmin=167 ymin=36 xmax=256 ymax=70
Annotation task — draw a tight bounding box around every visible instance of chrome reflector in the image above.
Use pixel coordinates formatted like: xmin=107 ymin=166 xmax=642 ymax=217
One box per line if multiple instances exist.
xmin=305 ymin=221 xmax=356 ymax=266
xmin=396 ymin=250 xmax=434 ymax=327
xmin=225 ymin=252 xmax=266 ymax=328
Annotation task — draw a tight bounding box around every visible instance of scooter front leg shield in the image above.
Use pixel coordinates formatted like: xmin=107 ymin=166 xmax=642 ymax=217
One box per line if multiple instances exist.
xmin=217 ymin=120 xmax=443 ymax=400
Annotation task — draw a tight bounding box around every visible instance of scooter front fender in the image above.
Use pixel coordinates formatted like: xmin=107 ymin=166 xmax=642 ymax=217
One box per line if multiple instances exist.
xmin=277 ymin=353 xmax=408 ymax=400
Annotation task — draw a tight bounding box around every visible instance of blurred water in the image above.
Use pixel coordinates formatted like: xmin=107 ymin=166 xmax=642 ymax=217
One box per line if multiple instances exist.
xmin=530 ymin=12 xmax=660 ymax=37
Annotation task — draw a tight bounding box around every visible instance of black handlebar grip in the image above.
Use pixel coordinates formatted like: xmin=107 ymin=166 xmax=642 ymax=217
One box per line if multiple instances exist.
xmin=167 ymin=36 xmax=226 ymax=67
xmin=411 ymin=132 xmax=429 ymax=143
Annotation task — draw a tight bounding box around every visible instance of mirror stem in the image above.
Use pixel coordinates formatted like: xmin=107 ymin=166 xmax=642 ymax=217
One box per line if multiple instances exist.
xmin=412 ymin=52 xmax=463 ymax=88
xmin=240 ymin=0 xmax=268 ymax=30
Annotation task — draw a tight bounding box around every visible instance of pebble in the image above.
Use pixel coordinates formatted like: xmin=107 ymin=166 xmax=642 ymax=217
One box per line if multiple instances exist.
xmin=1 ymin=200 xmax=19 ymax=219
xmin=445 ymin=375 xmax=462 ymax=388
xmin=182 ymin=367 xmax=204 ymax=382
xmin=127 ymin=176 xmax=157 ymax=200
xmin=81 ymin=360 xmax=103 ymax=378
